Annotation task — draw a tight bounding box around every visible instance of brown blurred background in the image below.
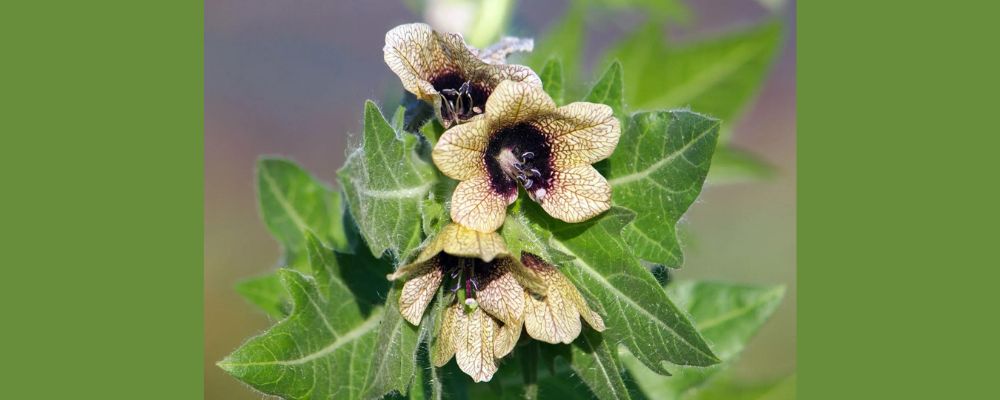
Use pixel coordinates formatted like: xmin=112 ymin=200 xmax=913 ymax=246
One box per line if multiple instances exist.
xmin=205 ymin=0 xmax=796 ymax=398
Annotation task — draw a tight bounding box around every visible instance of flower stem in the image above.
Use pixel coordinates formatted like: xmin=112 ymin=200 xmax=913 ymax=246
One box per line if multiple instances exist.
xmin=521 ymin=341 xmax=539 ymax=400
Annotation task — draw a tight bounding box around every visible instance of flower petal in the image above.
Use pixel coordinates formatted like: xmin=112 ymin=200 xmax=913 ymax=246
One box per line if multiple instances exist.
xmin=383 ymin=23 xmax=443 ymax=101
xmin=476 ymin=259 xmax=525 ymax=326
xmin=453 ymin=305 xmax=500 ymax=382
xmin=438 ymin=223 xmax=509 ymax=262
xmin=432 ymin=301 xmax=458 ymax=367
xmin=485 ymin=80 xmax=556 ymax=128
xmin=450 ymin=175 xmax=513 ymax=233
xmin=541 ymin=102 xmax=622 ymax=168
xmin=522 ymin=254 xmax=604 ymax=344
xmin=524 ymin=290 xmax=580 ymax=344
xmin=537 ymin=165 xmax=612 ymax=223
xmin=398 ymin=258 xmax=444 ymax=325
xmin=494 ymin=322 xmax=521 ymax=358
xmin=433 ymin=117 xmax=488 ymax=180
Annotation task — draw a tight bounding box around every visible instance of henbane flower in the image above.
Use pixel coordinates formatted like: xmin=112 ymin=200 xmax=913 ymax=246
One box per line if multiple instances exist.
xmin=520 ymin=253 xmax=605 ymax=344
xmin=383 ymin=23 xmax=541 ymax=128
xmin=432 ymin=80 xmax=621 ymax=232
xmin=388 ymin=223 xmax=544 ymax=382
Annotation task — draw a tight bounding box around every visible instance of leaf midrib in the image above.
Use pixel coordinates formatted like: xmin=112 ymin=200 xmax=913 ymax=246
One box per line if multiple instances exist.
xmin=641 ymin=42 xmax=766 ymax=108
xmin=548 ymin=239 xmax=716 ymax=361
xmin=261 ymin=164 xmax=315 ymax=242
xmin=608 ymin=117 xmax=719 ymax=187
xmin=695 ymin=287 xmax=784 ymax=332
xmin=219 ymin=309 xmax=383 ymax=367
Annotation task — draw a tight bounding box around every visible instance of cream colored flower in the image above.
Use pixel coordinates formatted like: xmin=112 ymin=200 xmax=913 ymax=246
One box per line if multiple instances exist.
xmin=432 ymin=80 xmax=621 ymax=232
xmin=383 ymin=23 xmax=541 ymax=128
xmin=520 ymin=253 xmax=606 ymax=344
xmin=388 ymin=223 xmax=544 ymax=382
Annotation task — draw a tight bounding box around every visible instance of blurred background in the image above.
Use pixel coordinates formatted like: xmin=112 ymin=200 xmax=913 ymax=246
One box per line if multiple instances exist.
xmin=205 ymin=0 xmax=795 ymax=398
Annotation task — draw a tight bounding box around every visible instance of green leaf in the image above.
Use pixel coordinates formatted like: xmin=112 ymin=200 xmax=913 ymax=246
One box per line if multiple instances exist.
xmin=624 ymin=281 xmax=786 ymax=399
xmin=523 ymin=205 xmax=719 ymax=375
xmin=539 ymin=58 xmax=565 ymax=105
xmin=584 ymin=61 xmax=625 ymax=117
xmin=706 ymin=146 xmax=775 ymax=185
xmin=499 ymin=207 xmax=574 ymax=266
xmin=604 ymin=110 xmax=720 ymax=267
xmin=569 ymin=328 xmax=633 ymax=400
xmin=218 ymin=271 xmax=382 ymax=399
xmin=219 ymin=232 xmax=417 ymax=399
xmin=604 ymin=21 xmax=782 ymax=143
xmin=362 ymin=285 xmax=421 ymax=399
xmin=257 ymin=157 xmax=352 ymax=269
xmin=338 ymin=100 xmax=436 ymax=261
xmin=688 ymin=375 xmax=796 ymax=400
xmin=235 ymin=273 xmax=289 ymax=318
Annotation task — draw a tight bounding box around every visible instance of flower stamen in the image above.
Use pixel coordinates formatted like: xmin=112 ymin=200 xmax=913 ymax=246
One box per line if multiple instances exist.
xmin=497 ymin=149 xmax=545 ymax=192
xmin=440 ymin=80 xmax=484 ymax=126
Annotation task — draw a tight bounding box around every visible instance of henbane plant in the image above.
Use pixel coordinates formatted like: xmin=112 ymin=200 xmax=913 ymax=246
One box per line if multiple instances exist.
xmin=220 ymin=17 xmax=786 ymax=400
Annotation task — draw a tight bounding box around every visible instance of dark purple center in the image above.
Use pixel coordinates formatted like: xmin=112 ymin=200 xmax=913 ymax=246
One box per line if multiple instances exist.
xmin=484 ymin=122 xmax=552 ymax=197
xmin=430 ymin=71 xmax=489 ymax=124
xmin=439 ymin=254 xmax=500 ymax=299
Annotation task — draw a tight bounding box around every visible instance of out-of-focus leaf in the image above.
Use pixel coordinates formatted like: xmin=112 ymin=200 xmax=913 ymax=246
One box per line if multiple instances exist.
xmin=235 ymin=272 xmax=288 ymax=318
xmin=603 ymin=111 xmax=720 ymax=267
xmin=623 ymin=281 xmax=786 ymax=399
xmin=539 ymin=58 xmax=565 ymax=105
xmin=523 ymin=205 xmax=719 ymax=375
xmin=584 ymin=61 xmax=625 ymax=117
xmin=468 ymin=0 xmax=516 ymax=47
xmin=587 ymin=0 xmax=688 ymax=21
xmin=688 ymin=374 xmax=796 ymax=400
xmin=706 ymin=146 xmax=775 ymax=185
xmin=604 ymin=21 xmax=782 ymax=143
xmin=338 ymin=100 xmax=436 ymax=262
xmin=257 ymin=158 xmax=352 ymax=269
xmin=527 ymin=1 xmax=586 ymax=86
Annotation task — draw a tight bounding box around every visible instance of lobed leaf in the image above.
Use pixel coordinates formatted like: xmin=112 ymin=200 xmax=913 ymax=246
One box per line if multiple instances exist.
xmin=219 ymin=232 xmax=418 ymax=399
xmin=523 ymin=205 xmax=719 ymax=375
xmin=338 ymin=100 xmax=436 ymax=262
xmin=623 ymin=281 xmax=786 ymax=399
xmin=603 ymin=110 xmax=720 ymax=267
xmin=218 ymin=271 xmax=382 ymax=399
